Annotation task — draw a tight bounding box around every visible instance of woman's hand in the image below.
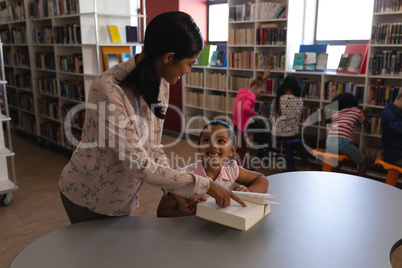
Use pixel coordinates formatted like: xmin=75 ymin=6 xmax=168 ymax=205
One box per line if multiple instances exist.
xmin=232 ymin=185 xmax=250 ymax=192
xmin=207 ymin=181 xmax=247 ymax=207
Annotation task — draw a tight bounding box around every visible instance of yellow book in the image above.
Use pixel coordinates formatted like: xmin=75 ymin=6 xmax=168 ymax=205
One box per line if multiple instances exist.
xmin=108 ymin=25 xmax=122 ymax=43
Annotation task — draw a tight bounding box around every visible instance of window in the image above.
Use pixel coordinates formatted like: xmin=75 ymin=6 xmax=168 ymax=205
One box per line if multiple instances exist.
xmin=315 ymin=0 xmax=374 ymax=69
xmin=208 ymin=1 xmax=228 ymax=43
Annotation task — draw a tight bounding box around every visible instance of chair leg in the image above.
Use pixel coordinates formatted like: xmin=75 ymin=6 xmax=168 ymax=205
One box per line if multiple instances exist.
xmin=385 ymin=169 xmax=400 ymax=186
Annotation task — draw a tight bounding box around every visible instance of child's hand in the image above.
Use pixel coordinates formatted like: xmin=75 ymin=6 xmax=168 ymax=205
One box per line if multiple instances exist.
xmin=232 ymin=185 xmax=250 ymax=192
xmin=174 ymin=194 xmax=199 ymax=215
xmin=263 ymin=69 xmax=270 ymax=80
xmin=361 ymin=108 xmax=369 ymax=115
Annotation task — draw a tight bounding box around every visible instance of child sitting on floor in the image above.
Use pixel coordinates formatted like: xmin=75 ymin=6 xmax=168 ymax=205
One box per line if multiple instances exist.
xmin=326 ymin=93 xmax=368 ymax=177
xmin=157 ymin=120 xmax=269 ymax=217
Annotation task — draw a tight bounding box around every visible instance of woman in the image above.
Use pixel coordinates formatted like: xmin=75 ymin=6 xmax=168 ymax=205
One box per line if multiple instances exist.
xmin=59 ymin=12 xmax=245 ymax=224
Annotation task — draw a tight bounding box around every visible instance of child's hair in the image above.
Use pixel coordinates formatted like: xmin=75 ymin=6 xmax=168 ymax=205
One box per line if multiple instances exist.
xmin=275 ymin=75 xmax=301 ymax=115
xmin=332 ymin=93 xmax=359 ymax=110
xmin=198 ymin=120 xmax=236 ymax=147
xmin=249 ymin=78 xmax=265 ymax=90
xmin=118 ymin=11 xmax=203 ymax=119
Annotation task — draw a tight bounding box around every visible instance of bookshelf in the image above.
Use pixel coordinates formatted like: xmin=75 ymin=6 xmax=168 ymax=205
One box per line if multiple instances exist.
xmin=182 ymin=0 xmax=401 ymax=180
xmin=0 ymin=0 xmax=146 ymax=150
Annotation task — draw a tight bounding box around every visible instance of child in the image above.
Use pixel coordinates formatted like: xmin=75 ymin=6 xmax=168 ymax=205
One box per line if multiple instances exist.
xmin=233 ymin=69 xmax=270 ymax=166
xmin=326 ymin=93 xmax=368 ymax=176
xmin=157 ymin=120 xmax=269 ymax=217
xmin=269 ymin=75 xmax=311 ymax=170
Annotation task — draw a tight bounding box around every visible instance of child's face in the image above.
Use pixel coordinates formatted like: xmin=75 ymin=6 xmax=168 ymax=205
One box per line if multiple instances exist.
xmin=252 ymin=85 xmax=264 ymax=98
xmin=198 ymin=125 xmax=236 ymax=168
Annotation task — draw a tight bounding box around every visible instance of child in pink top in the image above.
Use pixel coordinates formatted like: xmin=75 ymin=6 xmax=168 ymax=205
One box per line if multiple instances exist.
xmin=157 ymin=120 xmax=269 ymax=217
xmin=233 ymin=69 xmax=270 ymax=167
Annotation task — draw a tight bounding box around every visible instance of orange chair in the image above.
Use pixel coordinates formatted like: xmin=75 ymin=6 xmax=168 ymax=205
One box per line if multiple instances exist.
xmin=374 ymin=157 xmax=402 ymax=186
xmin=312 ymin=149 xmax=349 ymax=172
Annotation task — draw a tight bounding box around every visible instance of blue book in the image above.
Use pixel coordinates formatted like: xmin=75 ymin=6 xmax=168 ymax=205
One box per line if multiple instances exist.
xmin=120 ymin=53 xmax=131 ymax=63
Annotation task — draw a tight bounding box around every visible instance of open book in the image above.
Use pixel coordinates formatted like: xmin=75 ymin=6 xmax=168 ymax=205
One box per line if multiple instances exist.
xmin=196 ymin=191 xmax=279 ymax=231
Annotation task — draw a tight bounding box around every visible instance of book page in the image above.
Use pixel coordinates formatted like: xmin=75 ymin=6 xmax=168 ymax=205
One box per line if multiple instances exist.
xmin=232 ymin=191 xmax=279 ymax=205
xmin=200 ymin=197 xmax=262 ymax=218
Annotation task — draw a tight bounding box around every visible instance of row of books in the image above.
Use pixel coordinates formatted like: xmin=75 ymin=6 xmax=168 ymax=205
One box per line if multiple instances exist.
xmin=185 ymin=115 xmax=206 ymax=135
xmin=367 ymin=85 xmax=400 ymax=106
xmin=228 ymin=51 xmax=254 ymax=69
xmin=0 ymin=27 xmax=27 ymax=44
xmin=1 ymin=2 xmax=26 ymax=22
xmin=373 ymin=0 xmax=401 ymax=12
xmin=256 ymin=25 xmax=287 ymax=46
xmin=300 ymin=79 xmax=321 ymax=100
xmin=206 ymin=73 xmax=227 ymax=90
xmin=229 ymin=2 xmax=287 ymax=22
xmin=368 ymin=50 xmax=402 ymax=76
xmin=324 ymin=82 xmax=364 ymax=103
xmin=364 ymin=115 xmax=382 ymax=135
xmin=47 ymin=0 xmax=79 ymax=17
xmin=18 ymin=93 xmax=34 ymax=112
xmin=229 ymin=76 xmax=252 ymax=91
xmin=19 ymin=113 xmax=36 ymax=135
xmin=371 ymin=22 xmax=402 ymax=45
xmin=186 ymin=91 xmax=202 ymax=107
xmin=58 ymin=54 xmax=83 ymax=73
xmin=38 ymin=98 xmax=59 ymax=120
xmin=228 ymin=28 xmax=255 ymax=46
xmin=40 ymin=122 xmax=61 ymax=143
xmin=6 ymin=49 xmax=30 ymax=68
xmin=256 ymin=52 xmax=286 ymax=70
xmin=258 ymin=2 xmax=287 ymax=20
xmin=265 ymin=77 xmax=284 ymax=95
xmin=205 ymin=92 xmax=227 ymax=111
xmin=293 ymin=52 xmax=328 ymax=71
xmin=34 ymin=52 xmax=55 ymax=70
xmin=37 ymin=75 xmax=57 ymax=96
xmin=6 ymin=72 xmax=32 ymax=90
xmin=60 ymin=79 xmax=85 ymax=101
xmin=185 ymin=71 xmax=203 ymax=87
xmin=64 ymin=128 xmax=82 ymax=149
xmin=32 ymin=24 xmax=81 ymax=44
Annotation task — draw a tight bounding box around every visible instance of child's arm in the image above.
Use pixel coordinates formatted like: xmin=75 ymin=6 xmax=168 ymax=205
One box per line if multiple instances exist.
xmin=232 ymin=167 xmax=269 ymax=193
xmin=157 ymin=195 xmax=197 ymax=217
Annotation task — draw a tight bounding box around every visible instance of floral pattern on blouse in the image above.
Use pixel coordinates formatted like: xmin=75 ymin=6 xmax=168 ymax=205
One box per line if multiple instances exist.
xmin=59 ymin=56 xmax=210 ymax=216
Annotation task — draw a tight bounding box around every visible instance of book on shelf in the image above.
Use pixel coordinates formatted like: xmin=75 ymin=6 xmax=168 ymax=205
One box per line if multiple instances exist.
xmin=337 ymin=53 xmax=350 ymax=72
xmin=105 ymin=54 xmax=119 ymax=70
xmin=316 ymin=53 xmax=328 ymax=71
xmin=108 ymin=25 xmax=122 ymax=43
xmin=293 ymin=52 xmax=305 ymax=70
xmin=101 ymin=46 xmax=131 ymax=71
xmin=304 ymin=52 xmax=316 ymax=71
xmin=125 ymin=26 xmax=138 ymax=43
xmin=337 ymin=44 xmax=368 ymax=74
xmin=347 ymin=54 xmax=363 ymax=73
xmin=196 ymin=191 xmax=279 ymax=231
xmin=194 ymin=44 xmax=217 ymax=66
xmin=120 ymin=53 xmax=131 ymax=63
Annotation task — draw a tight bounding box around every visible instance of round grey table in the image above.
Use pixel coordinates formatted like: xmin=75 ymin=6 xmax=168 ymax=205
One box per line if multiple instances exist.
xmin=10 ymin=172 xmax=402 ymax=268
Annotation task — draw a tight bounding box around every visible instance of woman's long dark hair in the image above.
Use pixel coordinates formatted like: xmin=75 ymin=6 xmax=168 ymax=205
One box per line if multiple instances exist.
xmin=274 ymin=75 xmax=301 ymax=116
xmin=118 ymin=12 xmax=203 ymax=119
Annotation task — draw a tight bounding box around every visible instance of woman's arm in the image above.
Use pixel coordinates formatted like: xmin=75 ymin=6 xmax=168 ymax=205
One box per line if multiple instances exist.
xmin=233 ymin=167 xmax=269 ymax=193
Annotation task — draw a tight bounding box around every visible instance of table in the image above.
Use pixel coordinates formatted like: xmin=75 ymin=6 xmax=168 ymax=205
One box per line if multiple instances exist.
xmin=10 ymin=172 xmax=402 ymax=268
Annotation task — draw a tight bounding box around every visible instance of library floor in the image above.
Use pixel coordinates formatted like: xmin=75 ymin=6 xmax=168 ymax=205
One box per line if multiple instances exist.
xmin=1 ymin=131 xmax=401 ymax=268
